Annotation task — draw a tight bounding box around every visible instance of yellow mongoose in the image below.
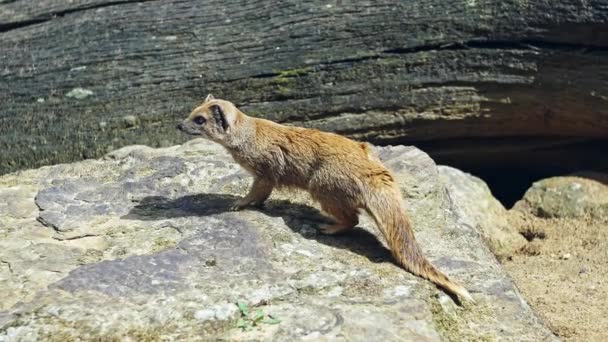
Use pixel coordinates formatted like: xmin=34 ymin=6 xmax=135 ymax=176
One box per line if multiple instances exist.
xmin=178 ymin=95 xmax=473 ymax=302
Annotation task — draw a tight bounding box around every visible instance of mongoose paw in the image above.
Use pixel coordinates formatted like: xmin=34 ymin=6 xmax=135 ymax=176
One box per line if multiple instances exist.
xmin=230 ymin=201 xmax=248 ymax=211
xmin=230 ymin=200 xmax=265 ymax=211
xmin=320 ymin=224 xmax=349 ymax=235
xmin=253 ymin=201 xmax=266 ymax=208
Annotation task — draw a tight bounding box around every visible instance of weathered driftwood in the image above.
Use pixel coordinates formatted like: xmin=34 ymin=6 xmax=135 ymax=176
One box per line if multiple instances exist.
xmin=1 ymin=0 xmax=607 ymax=174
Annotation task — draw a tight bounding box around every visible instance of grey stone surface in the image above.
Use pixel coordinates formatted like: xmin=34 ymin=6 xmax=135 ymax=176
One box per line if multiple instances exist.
xmin=438 ymin=166 xmax=528 ymax=259
xmin=0 ymin=140 xmax=556 ymax=341
xmin=513 ymin=175 xmax=608 ymax=219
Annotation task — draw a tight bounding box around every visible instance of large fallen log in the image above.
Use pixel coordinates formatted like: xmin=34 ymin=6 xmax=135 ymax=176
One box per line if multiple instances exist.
xmin=1 ymin=0 xmax=607 ymax=175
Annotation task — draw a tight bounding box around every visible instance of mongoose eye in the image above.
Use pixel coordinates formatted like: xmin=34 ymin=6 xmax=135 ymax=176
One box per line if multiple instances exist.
xmin=193 ymin=116 xmax=206 ymax=125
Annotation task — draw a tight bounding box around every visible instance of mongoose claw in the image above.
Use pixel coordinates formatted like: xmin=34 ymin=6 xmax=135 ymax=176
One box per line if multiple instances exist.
xmin=319 ymin=225 xmax=345 ymax=235
xmin=230 ymin=199 xmax=266 ymax=211
xmin=230 ymin=201 xmax=248 ymax=211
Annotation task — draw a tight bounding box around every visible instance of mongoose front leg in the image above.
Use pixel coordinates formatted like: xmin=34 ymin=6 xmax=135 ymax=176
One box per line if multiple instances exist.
xmin=319 ymin=201 xmax=359 ymax=235
xmin=231 ymin=178 xmax=274 ymax=211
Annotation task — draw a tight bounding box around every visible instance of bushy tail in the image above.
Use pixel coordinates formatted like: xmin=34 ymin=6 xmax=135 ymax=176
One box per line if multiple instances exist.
xmin=364 ymin=187 xmax=474 ymax=303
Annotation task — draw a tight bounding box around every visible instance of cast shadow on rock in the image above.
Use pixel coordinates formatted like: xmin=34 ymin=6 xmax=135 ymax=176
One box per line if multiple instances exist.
xmin=123 ymin=193 xmax=392 ymax=265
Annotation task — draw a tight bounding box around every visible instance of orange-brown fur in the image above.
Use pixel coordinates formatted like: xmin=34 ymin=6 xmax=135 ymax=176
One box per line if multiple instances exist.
xmin=178 ymin=95 xmax=474 ymax=302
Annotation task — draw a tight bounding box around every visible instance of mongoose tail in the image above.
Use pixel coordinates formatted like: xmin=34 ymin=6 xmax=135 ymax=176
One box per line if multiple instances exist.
xmin=365 ymin=188 xmax=475 ymax=303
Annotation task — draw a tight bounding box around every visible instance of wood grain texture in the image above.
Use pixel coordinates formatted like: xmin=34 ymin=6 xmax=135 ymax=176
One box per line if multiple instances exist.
xmin=1 ymin=0 xmax=607 ymax=174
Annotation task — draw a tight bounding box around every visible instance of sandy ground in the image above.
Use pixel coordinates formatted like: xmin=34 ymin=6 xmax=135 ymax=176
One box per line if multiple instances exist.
xmin=503 ymin=212 xmax=608 ymax=341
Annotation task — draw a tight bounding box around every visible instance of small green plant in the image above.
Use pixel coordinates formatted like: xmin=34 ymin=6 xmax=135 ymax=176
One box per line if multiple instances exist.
xmin=235 ymin=301 xmax=281 ymax=331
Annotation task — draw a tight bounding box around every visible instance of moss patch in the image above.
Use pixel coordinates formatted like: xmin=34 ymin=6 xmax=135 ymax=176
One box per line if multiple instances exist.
xmin=274 ymin=67 xmax=312 ymax=83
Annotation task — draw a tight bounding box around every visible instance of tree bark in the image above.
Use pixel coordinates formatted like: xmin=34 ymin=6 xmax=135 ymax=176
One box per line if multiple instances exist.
xmin=1 ymin=0 xmax=607 ymax=174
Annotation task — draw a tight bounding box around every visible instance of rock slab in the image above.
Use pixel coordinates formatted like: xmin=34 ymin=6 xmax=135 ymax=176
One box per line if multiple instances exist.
xmin=0 ymin=141 xmax=555 ymax=341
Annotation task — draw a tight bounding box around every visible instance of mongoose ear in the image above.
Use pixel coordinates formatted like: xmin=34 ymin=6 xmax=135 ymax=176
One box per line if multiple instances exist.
xmin=210 ymin=104 xmax=229 ymax=131
xmin=204 ymin=94 xmax=215 ymax=103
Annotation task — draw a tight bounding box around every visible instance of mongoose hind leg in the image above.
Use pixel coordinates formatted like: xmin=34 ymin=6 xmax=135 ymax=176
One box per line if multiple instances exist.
xmin=318 ymin=201 xmax=359 ymax=235
xmin=231 ymin=178 xmax=274 ymax=211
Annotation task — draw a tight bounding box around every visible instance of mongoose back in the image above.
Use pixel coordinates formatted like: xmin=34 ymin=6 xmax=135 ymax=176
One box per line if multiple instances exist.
xmin=178 ymin=94 xmax=474 ymax=303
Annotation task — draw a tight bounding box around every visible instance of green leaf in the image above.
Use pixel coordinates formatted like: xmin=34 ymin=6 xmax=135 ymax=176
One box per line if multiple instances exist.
xmin=262 ymin=314 xmax=281 ymax=325
xmin=236 ymin=318 xmax=247 ymax=329
xmin=253 ymin=309 xmax=264 ymax=322
xmin=261 ymin=317 xmax=281 ymax=325
xmin=237 ymin=301 xmax=249 ymax=316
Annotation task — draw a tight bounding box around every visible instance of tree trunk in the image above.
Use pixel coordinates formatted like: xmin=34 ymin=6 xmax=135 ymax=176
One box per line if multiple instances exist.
xmin=1 ymin=0 xmax=607 ymax=175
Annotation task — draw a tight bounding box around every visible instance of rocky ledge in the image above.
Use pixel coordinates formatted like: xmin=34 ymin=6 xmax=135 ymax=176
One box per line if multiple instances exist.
xmin=0 ymin=140 xmax=554 ymax=341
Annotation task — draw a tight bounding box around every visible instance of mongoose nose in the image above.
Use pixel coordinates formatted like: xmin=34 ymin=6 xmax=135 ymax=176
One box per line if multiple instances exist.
xmin=176 ymin=122 xmax=183 ymax=130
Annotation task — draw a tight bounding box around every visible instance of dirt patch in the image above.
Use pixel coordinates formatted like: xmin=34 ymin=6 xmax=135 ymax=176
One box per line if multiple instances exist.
xmin=503 ymin=211 xmax=608 ymax=341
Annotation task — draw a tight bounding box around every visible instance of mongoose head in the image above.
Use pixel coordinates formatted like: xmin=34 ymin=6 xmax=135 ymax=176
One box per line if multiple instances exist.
xmin=177 ymin=94 xmax=240 ymax=143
